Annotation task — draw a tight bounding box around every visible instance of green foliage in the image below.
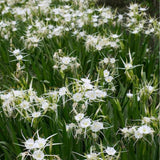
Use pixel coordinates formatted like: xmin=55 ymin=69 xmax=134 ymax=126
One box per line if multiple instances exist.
xmin=0 ymin=0 xmax=159 ymax=160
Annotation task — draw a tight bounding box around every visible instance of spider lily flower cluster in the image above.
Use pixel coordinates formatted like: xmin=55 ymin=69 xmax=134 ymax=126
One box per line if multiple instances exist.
xmin=125 ymin=82 xmax=157 ymax=103
xmin=66 ymin=113 xmax=106 ymax=138
xmin=0 ymin=86 xmax=58 ymax=123
xmin=69 ymin=77 xmax=108 ymax=106
xmin=98 ymin=56 xmax=118 ymax=93
xmin=0 ymin=20 xmax=17 ymax=40
xmin=74 ymin=145 xmax=120 ymax=160
xmin=121 ymin=125 xmax=154 ymax=140
xmin=84 ymin=33 xmax=121 ymax=51
xmin=53 ymin=49 xmax=80 ymax=72
xmin=120 ymin=116 xmax=157 ymax=142
xmin=0 ymin=76 xmax=109 ymax=123
xmin=10 ymin=48 xmax=28 ymax=63
xmin=125 ymin=3 xmax=160 ymax=36
xmin=19 ymin=131 xmax=61 ymax=160
xmin=0 ymin=1 xmax=159 ymax=51
xmin=139 ymin=83 xmax=158 ymax=97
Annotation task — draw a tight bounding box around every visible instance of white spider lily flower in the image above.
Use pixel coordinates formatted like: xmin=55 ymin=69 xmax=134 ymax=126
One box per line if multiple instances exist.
xmin=80 ymin=118 xmax=91 ymax=128
xmin=20 ymin=101 xmax=30 ymax=110
xmin=16 ymin=55 xmax=23 ymax=61
xmin=76 ymin=128 xmax=83 ymax=136
xmin=142 ymin=117 xmax=155 ymax=124
xmin=109 ymin=41 xmax=118 ymax=48
xmin=126 ymin=91 xmax=133 ymax=98
xmin=60 ymin=64 xmax=67 ymax=71
xmin=121 ymin=127 xmax=129 ymax=134
xmin=34 ymin=138 xmax=47 ymax=149
xmin=32 ymin=150 xmax=45 ymax=160
xmin=105 ymin=147 xmax=116 ymax=156
xmin=103 ymin=57 xmax=109 ymax=64
xmin=24 ymin=138 xmax=35 ymax=150
xmin=110 ymin=58 xmax=116 ymax=64
xmin=81 ymin=78 xmax=91 ymax=84
xmin=66 ymin=123 xmax=76 ymax=131
xmin=30 ymin=111 xmax=42 ymax=126
xmin=41 ymin=101 xmax=49 ymax=110
xmin=73 ymin=93 xmax=83 ymax=102
xmin=120 ymin=127 xmax=130 ymax=137
xmin=134 ymin=130 xmax=143 ymax=139
xmin=146 ymin=85 xmax=154 ymax=94
xmin=32 ymin=112 xmax=41 ymax=118
xmin=138 ymin=125 xmax=154 ymax=135
xmin=145 ymin=30 xmax=150 ymax=35
xmin=86 ymin=153 xmax=98 ymax=159
xmin=142 ymin=117 xmax=151 ymax=124
xmin=75 ymin=113 xmax=84 ymax=122
xmin=95 ymin=89 xmax=107 ymax=98
xmin=105 ymin=76 xmax=113 ymax=83
xmin=120 ymin=50 xmax=141 ymax=70
xmin=12 ymin=90 xmax=24 ymax=98
xmin=128 ymin=3 xmax=138 ymax=10
xmin=103 ymin=69 xmax=110 ymax=77
xmin=0 ymin=93 xmax=12 ymax=100
xmin=82 ymin=83 xmax=93 ymax=90
xmin=59 ymin=87 xmax=67 ymax=96
xmin=118 ymin=14 xmax=123 ymax=21
xmin=61 ymin=57 xmax=71 ymax=65
xmin=12 ymin=49 xmax=21 ymax=56
xmin=85 ymin=91 xmax=97 ymax=100
xmin=90 ymin=121 xmax=104 ymax=132
xmin=53 ymin=65 xmax=58 ymax=69
xmin=96 ymin=44 xmax=102 ymax=50
xmin=128 ymin=126 xmax=137 ymax=134
xmin=125 ymin=63 xmax=133 ymax=70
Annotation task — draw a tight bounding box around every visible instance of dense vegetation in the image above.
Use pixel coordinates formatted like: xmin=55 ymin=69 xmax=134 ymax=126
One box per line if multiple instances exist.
xmin=0 ymin=0 xmax=159 ymax=160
